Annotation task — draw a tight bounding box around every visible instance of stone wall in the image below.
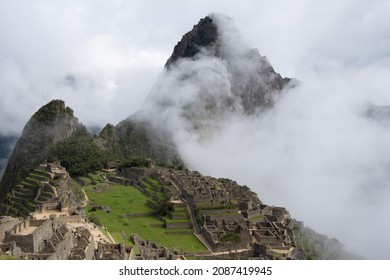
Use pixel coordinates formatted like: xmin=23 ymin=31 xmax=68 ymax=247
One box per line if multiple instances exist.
xmin=241 ymin=209 xmax=261 ymax=219
xmin=97 ymin=243 xmax=125 ymax=260
xmin=205 ymin=214 xmax=242 ymax=223
xmin=41 ymin=201 xmax=60 ymax=211
xmin=4 ymin=230 xmax=34 ymax=253
xmin=107 ymin=175 xmax=131 ymax=186
xmin=57 ymin=215 xmax=83 ymax=224
xmin=165 ymin=221 xmax=192 ymax=229
xmin=164 ymin=230 xmax=193 ymax=235
xmin=200 ymin=227 xmax=218 ymax=251
xmin=84 ymin=236 xmax=95 ymax=260
xmin=4 ymin=219 xmax=62 ymax=254
xmin=70 ymin=229 xmax=95 ymax=260
xmin=0 ymin=241 xmax=22 ymax=257
xmin=46 ymin=230 xmax=73 ymax=260
xmin=125 ymin=212 xmax=155 ymax=218
xmin=146 ymin=200 xmax=157 ymax=209
xmin=25 ymin=253 xmax=52 ymax=260
xmin=4 ymin=219 xmax=35 ymax=253
xmin=169 ymin=213 xmax=190 ymax=220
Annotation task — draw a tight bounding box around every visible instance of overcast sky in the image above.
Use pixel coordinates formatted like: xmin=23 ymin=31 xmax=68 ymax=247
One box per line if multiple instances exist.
xmin=1 ymin=0 xmax=388 ymax=135
xmin=1 ymin=0 xmax=390 ymax=259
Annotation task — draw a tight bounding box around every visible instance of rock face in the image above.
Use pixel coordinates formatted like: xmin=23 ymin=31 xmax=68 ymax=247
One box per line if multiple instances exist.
xmin=165 ymin=16 xmax=219 ymax=67
xmin=141 ymin=15 xmax=293 ymax=142
xmin=162 ymin=15 xmax=292 ymax=115
xmin=0 ymin=100 xmax=84 ymax=203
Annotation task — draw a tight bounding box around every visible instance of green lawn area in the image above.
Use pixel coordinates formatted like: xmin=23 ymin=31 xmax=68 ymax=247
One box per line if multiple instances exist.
xmin=147 ymin=177 xmax=162 ymax=186
xmin=85 ymin=184 xmax=152 ymax=215
xmin=84 ymin=183 xmax=207 ymax=253
xmin=141 ymin=180 xmax=166 ymax=200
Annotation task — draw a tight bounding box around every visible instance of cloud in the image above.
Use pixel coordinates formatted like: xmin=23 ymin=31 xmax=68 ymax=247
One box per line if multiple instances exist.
xmin=140 ymin=11 xmax=390 ymax=259
xmin=176 ymin=64 xmax=390 ymax=259
xmin=1 ymin=0 xmax=390 ymax=259
xmin=0 ymin=0 xmax=169 ymax=135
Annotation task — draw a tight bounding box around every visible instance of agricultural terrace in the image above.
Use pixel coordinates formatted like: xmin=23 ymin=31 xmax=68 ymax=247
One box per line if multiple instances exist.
xmin=83 ymin=172 xmax=207 ymax=253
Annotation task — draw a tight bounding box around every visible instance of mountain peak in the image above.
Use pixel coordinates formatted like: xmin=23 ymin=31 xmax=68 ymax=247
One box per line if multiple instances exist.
xmin=32 ymin=99 xmax=74 ymax=123
xmin=143 ymin=14 xmax=293 ymax=135
xmin=0 ymin=100 xmax=84 ymax=205
xmin=165 ymin=16 xmax=218 ymax=68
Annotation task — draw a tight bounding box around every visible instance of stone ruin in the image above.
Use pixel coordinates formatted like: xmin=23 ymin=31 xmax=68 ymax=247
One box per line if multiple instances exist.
xmin=149 ymin=167 xmax=306 ymax=259
xmin=96 ymin=243 xmax=135 ymax=260
xmin=0 ymin=215 xmax=95 ymax=260
xmin=133 ymin=235 xmax=183 ymax=260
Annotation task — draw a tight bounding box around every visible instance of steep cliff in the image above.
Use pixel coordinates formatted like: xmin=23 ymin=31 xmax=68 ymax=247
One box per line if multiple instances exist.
xmin=162 ymin=15 xmax=292 ymax=115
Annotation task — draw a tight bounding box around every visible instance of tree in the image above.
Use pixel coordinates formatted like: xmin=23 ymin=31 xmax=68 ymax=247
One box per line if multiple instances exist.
xmin=88 ymin=213 xmax=101 ymax=226
xmin=220 ymin=232 xmax=241 ymax=256
xmin=49 ymin=129 xmax=106 ymax=176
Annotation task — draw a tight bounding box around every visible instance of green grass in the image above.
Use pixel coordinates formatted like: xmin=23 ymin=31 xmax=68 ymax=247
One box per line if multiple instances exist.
xmin=173 ymin=208 xmax=188 ymax=214
xmin=147 ymin=177 xmax=162 ymax=186
xmin=85 ymin=185 xmax=152 ymax=214
xmin=165 ymin=217 xmax=191 ymax=223
xmin=79 ymin=176 xmax=92 ymax=185
xmin=0 ymin=255 xmax=21 ymax=260
xmin=30 ymin=172 xmax=50 ymax=180
xmin=21 ymin=181 xmax=37 ymax=188
xmin=88 ymin=172 xmax=104 ymax=182
xmin=141 ymin=179 xmax=166 ymax=200
xmin=84 ymin=182 xmax=207 ymax=253
xmin=32 ymin=169 xmax=51 ymax=177
xmin=249 ymin=215 xmax=264 ymax=222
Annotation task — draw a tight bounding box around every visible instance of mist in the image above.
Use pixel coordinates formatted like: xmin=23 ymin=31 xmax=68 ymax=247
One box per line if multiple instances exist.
xmin=1 ymin=0 xmax=390 ymax=259
xmin=142 ymin=14 xmax=390 ymax=259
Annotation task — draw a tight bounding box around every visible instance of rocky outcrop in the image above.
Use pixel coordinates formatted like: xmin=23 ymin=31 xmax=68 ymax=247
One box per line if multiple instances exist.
xmin=165 ymin=16 xmax=219 ymax=67
xmin=139 ymin=14 xmax=294 ymax=148
xmin=0 ymin=100 xmax=84 ymax=208
xmin=163 ymin=15 xmax=293 ymax=115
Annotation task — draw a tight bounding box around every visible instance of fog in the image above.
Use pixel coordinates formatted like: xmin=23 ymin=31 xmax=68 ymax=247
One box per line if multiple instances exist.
xmin=142 ymin=14 xmax=390 ymax=259
xmin=1 ymin=0 xmax=390 ymax=259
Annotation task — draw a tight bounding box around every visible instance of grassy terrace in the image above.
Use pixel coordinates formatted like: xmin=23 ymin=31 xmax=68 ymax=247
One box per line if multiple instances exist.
xmin=140 ymin=179 xmax=166 ymax=200
xmin=164 ymin=217 xmax=191 ymax=223
xmin=79 ymin=176 xmax=92 ymax=185
xmin=32 ymin=169 xmax=51 ymax=178
xmin=88 ymin=173 xmax=105 ymax=182
xmin=85 ymin=185 xmax=152 ymax=216
xmin=84 ymin=174 xmax=207 ymax=253
xmin=249 ymin=215 xmax=264 ymax=222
